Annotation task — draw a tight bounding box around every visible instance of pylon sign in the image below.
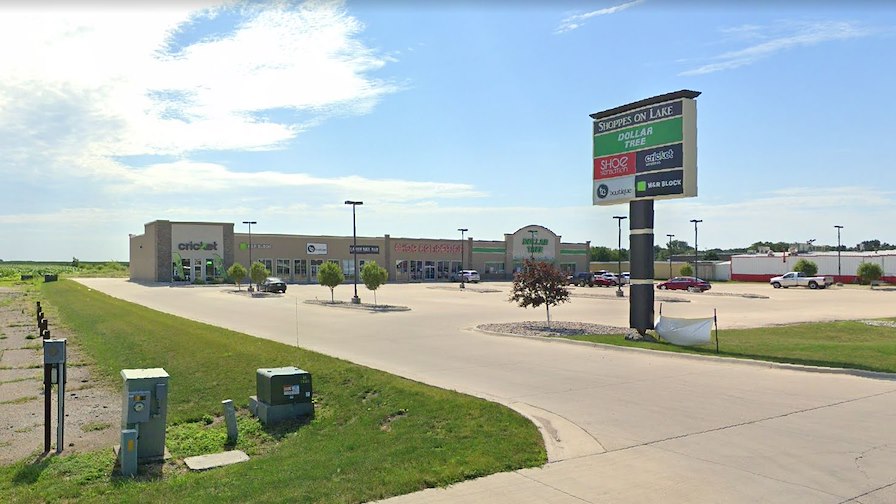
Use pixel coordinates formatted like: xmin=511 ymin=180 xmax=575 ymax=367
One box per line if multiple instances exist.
xmin=592 ymin=91 xmax=699 ymax=205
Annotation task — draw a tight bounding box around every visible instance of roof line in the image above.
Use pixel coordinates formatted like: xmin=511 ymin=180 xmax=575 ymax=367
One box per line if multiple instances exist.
xmin=589 ymin=90 xmax=701 ymax=120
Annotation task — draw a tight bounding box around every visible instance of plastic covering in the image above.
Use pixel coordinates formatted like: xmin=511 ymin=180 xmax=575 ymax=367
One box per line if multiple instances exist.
xmin=654 ymin=315 xmax=713 ymax=346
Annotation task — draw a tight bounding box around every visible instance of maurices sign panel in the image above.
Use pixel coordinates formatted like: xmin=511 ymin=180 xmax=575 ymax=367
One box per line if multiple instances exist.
xmin=591 ymin=93 xmax=698 ymax=206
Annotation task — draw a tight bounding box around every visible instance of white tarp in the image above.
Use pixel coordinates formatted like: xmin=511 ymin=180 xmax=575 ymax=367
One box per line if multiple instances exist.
xmin=654 ymin=315 xmax=714 ymax=346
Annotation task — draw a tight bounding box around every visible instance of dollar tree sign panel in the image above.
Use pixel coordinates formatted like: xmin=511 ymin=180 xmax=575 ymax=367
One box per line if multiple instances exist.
xmin=592 ymin=91 xmax=699 ymax=206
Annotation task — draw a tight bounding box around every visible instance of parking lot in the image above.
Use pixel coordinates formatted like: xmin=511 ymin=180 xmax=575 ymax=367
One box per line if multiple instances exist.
xmin=78 ymin=278 xmax=896 ymax=503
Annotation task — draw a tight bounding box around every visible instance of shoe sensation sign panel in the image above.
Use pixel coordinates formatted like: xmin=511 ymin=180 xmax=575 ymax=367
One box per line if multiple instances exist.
xmin=591 ymin=94 xmax=698 ymax=206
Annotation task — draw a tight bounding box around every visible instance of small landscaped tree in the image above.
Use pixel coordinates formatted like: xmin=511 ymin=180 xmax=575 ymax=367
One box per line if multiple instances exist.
xmin=227 ymin=262 xmax=248 ymax=291
xmin=857 ymin=262 xmax=883 ymax=285
xmin=509 ymin=259 xmax=570 ymax=327
xmin=318 ymin=261 xmax=344 ymax=303
xmin=360 ymin=261 xmax=388 ymax=305
xmin=679 ymin=264 xmax=693 ymax=276
xmin=250 ymin=261 xmax=269 ymax=291
xmin=793 ymin=259 xmax=818 ymax=276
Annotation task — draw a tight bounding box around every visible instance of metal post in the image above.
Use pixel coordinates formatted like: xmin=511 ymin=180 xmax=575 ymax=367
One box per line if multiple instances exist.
xmin=223 ymin=399 xmax=238 ymax=444
xmin=56 ymin=361 xmax=64 ymax=453
xmin=345 ymin=201 xmax=363 ymax=304
xmin=666 ymin=234 xmax=674 ymax=279
xmin=457 ymin=228 xmax=467 ymax=288
xmin=835 ymin=225 xmax=843 ymax=280
xmin=613 ymin=216 xmax=627 ymax=296
xmin=690 ymin=219 xmax=702 ymax=277
xmin=242 ymin=221 xmax=256 ymax=266
xmin=528 ymin=229 xmax=538 ymax=260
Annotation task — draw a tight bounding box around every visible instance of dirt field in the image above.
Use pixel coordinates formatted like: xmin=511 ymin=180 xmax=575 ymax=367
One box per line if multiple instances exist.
xmin=0 ymin=288 xmax=120 ymax=465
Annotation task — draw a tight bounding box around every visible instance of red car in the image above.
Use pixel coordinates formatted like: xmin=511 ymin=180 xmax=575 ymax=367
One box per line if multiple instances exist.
xmin=592 ymin=274 xmax=616 ymax=287
xmin=656 ymin=276 xmax=711 ymax=292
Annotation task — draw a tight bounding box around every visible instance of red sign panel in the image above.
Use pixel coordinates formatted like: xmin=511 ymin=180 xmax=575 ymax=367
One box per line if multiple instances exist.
xmin=593 ymin=152 xmax=636 ymax=180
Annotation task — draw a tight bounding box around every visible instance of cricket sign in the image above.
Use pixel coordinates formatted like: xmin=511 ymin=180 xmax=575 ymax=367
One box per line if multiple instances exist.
xmin=591 ymin=91 xmax=698 ymax=205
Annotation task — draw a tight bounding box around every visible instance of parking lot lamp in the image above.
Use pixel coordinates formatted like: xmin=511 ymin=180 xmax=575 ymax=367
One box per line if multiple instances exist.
xmin=528 ymin=229 xmax=538 ymax=260
xmin=345 ymin=201 xmax=363 ymax=304
xmin=690 ymin=219 xmax=702 ymax=277
xmin=458 ymin=228 xmax=468 ymax=287
xmin=667 ymin=233 xmax=675 ymax=279
xmin=835 ymin=225 xmax=844 ymax=279
xmin=613 ymin=216 xmax=627 ymax=296
xmin=242 ymin=221 xmax=257 ymax=266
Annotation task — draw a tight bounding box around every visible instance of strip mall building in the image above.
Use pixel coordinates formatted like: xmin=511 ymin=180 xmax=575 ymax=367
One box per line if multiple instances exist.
xmin=129 ymin=220 xmax=590 ymax=284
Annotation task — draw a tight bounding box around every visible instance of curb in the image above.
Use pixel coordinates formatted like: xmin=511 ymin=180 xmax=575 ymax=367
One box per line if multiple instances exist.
xmin=473 ymin=328 xmax=896 ymax=382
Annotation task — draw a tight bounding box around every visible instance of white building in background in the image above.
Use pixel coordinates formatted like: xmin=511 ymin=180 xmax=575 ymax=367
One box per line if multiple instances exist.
xmin=730 ymin=251 xmax=896 ymax=283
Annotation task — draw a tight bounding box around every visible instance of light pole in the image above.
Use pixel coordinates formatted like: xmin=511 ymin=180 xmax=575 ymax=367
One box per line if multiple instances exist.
xmin=242 ymin=220 xmax=256 ymax=266
xmin=667 ymin=233 xmax=675 ymax=279
xmin=457 ymin=228 xmax=468 ymax=288
xmin=690 ymin=219 xmax=702 ymax=278
xmin=344 ymin=201 xmax=363 ymax=304
xmin=835 ymin=225 xmax=844 ymax=279
xmin=528 ymin=229 xmax=538 ymax=260
xmin=613 ymin=216 xmax=627 ymax=296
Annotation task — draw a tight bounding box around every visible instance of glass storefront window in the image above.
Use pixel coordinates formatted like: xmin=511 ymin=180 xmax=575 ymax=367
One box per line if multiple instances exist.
xmin=276 ymin=259 xmax=290 ymax=277
xmin=484 ymin=262 xmax=505 ymax=274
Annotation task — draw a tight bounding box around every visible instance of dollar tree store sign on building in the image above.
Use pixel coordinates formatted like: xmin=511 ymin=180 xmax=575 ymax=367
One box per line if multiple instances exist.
xmin=592 ymin=93 xmax=698 ymax=205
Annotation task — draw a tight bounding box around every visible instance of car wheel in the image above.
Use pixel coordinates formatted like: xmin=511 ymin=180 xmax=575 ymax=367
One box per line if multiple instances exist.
xmin=808 ymin=281 xmax=818 ymax=289
xmin=772 ymin=282 xmax=781 ymax=288
xmin=658 ymin=285 xmax=667 ymax=290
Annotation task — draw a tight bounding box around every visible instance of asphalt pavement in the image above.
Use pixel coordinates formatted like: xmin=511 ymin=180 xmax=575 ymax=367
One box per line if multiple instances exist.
xmin=77 ymin=279 xmax=896 ymax=503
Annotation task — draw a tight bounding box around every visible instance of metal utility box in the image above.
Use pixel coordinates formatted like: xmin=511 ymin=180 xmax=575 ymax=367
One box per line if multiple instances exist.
xmin=256 ymin=367 xmax=312 ymax=406
xmin=120 ymin=368 xmax=169 ymax=462
xmin=43 ymin=338 xmax=67 ymax=365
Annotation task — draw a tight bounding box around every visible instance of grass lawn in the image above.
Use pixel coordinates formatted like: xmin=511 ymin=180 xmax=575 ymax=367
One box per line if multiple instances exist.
xmin=0 ymin=280 xmax=545 ymax=503
xmin=566 ymin=321 xmax=896 ymax=374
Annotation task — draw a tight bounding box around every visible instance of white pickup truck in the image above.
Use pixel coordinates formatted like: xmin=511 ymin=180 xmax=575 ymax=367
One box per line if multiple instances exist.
xmin=770 ymin=272 xmax=834 ymax=289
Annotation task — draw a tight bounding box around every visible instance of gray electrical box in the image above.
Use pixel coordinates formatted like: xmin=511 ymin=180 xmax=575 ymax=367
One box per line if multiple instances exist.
xmin=256 ymin=367 xmax=312 ymax=406
xmin=43 ymin=338 xmax=67 ymax=365
xmin=120 ymin=368 xmax=169 ymax=463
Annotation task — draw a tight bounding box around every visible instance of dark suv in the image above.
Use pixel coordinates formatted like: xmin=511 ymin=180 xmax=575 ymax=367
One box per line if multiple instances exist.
xmin=568 ymin=272 xmax=595 ymax=287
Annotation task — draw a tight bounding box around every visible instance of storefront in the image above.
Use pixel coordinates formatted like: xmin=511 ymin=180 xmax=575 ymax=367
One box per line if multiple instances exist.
xmin=129 ymin=220 xmax=590 ymax=283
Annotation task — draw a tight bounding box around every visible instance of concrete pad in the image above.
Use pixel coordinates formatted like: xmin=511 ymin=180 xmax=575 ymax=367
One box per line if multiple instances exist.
xmin=184 ymin=450 xmax=249 ymax=471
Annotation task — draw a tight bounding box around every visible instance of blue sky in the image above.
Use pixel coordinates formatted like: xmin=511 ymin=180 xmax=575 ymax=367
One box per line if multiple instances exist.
xmin=1 ymin=0 xmax=894 ymax=261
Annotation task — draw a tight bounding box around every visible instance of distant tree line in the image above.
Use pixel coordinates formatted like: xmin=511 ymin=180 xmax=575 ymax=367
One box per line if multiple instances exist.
xmin=589 ymin=238 xmax=896 ymax=262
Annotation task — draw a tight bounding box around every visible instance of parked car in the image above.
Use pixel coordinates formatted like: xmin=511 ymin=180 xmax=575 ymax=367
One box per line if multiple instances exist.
xmin=598 ymin=272 xmax=620 ymax=286
xmin=451 ymin=270 xmax=480 ymax=283
xmin=592 ymin=274 xmax=616 ymax=287
xmin=656 ymin=276 xmax=711 ymax=292
xmin=260 ymin=277 xmax=287 ymax=293
xmin=769 ymin=271 xmax=834 ymax=289
xmin=568 ymin=272 xmax=595 ymax=287
xmin=621 ymin=272 xmax=631 ymax=285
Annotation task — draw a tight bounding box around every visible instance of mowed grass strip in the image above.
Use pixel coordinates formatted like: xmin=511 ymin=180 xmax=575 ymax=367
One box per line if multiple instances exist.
xmin=0 ymin=280 xmax=545 ymax=503
xmin=567 ymin=321 xmax=896 ymax=373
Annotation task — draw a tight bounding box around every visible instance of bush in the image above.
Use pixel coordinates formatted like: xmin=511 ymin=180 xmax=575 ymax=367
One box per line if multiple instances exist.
xmin=856 ymin=262 xmax=883 ymax=285
xmin=793 ymin=259 xmax=818 ymax=276
xmin=679 ymin=264 xmax=693 ymax=276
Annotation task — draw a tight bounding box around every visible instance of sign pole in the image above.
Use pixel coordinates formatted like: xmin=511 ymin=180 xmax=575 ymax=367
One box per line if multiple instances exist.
xmin=629 ymin=200 xmax=655 ymax=335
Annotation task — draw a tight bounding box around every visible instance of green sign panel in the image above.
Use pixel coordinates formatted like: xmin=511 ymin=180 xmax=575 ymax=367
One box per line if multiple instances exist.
xmin=593 ymin=116 xmax=683 ymax=157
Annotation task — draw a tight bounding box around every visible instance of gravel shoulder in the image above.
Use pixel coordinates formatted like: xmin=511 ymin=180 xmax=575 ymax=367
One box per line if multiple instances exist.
xmin=0 ymin=288 xmax=120 ymax=465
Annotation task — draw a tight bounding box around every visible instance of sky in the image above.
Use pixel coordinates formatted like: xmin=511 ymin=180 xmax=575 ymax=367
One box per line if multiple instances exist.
xmin=1 ymin=0 xmax=895 ymax=261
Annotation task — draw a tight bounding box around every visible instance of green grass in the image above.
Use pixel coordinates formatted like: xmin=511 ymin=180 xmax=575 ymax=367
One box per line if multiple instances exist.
xmin=566 ymin=321 xmax=896 ymax=373
xmin=0 ymin=280 xmax=545 ymax=503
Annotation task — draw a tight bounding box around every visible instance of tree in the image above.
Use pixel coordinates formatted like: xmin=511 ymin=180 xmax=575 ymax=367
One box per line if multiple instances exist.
xmin=508 ymin=259 xmax=570 ymax=327
xmin=679 ymin=264 xmax=693 ymax=276
xmin=792 ymin=259 xmax=818 ymax=276
xmin=703 ymin=250 xmax=721 ymax=261
xmin=856 ymin=262 xmax=883 ymax=285
xmin=360 ymin=261 xmax=388 ymax=305
xmin=318 ymin=261 xmax=344 ymax=302
xmin=227 ymin=262 xmax=248 ymax=291
xmin=71 ymin=257 xmax=80 ymax=268
xmin=250 ymin=261 xmax=269 ymax=291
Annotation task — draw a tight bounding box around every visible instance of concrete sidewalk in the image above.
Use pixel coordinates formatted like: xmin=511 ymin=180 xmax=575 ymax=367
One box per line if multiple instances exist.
xmin=78 ymin=279 xmax=896 ymax=503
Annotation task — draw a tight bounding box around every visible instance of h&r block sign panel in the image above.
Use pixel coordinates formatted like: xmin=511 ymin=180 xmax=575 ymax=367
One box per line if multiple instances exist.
xmin=592 ymin=98 xmax=697 ymax=206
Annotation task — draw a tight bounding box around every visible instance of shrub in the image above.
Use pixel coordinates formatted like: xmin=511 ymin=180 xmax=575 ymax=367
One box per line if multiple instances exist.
xmin=856 ymin=262 xmax=883 ymax=285
xmin=793 ymin=259 xmax=818 ymax=276
xmin=679 ymin=264 xmax=693 ymax=276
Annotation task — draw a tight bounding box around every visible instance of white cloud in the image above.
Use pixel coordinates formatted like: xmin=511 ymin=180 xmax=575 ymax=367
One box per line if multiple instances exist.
xmin=680 ymin=21 xmax=874 ymax=76
xmin=0 ymin=0 xmax=400 ymax=172
xmin=555 ymin=0 xmax=644 ymax=34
